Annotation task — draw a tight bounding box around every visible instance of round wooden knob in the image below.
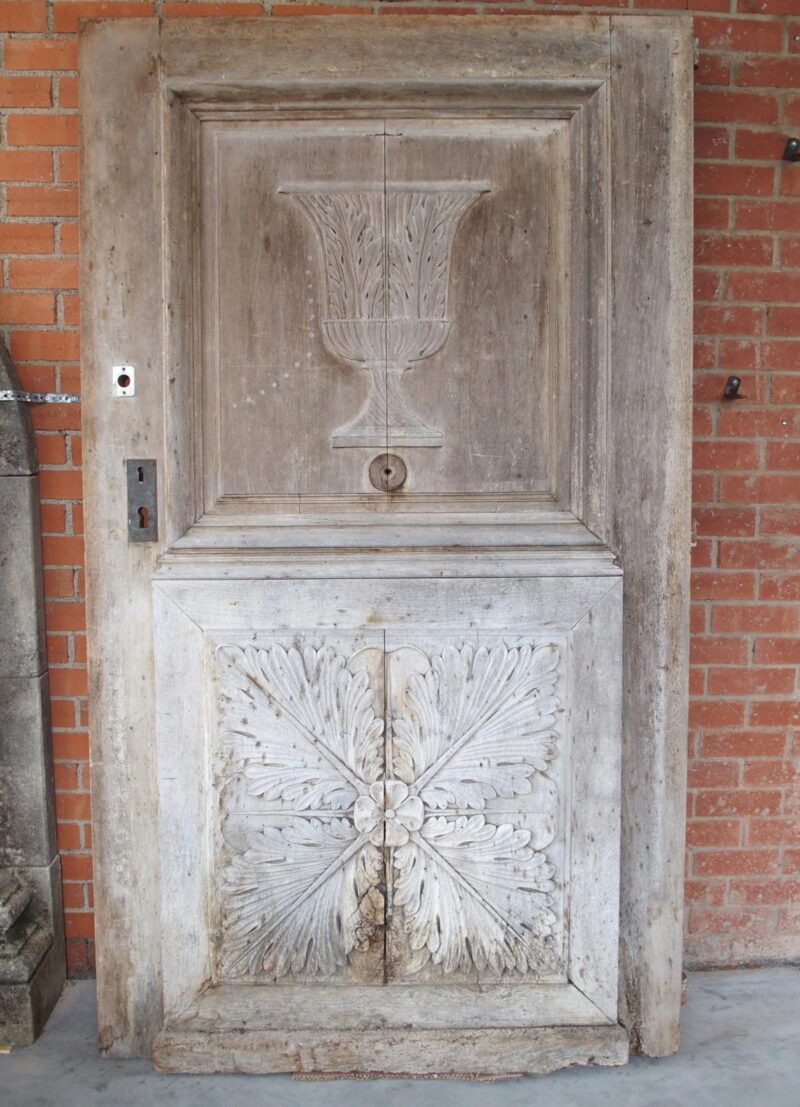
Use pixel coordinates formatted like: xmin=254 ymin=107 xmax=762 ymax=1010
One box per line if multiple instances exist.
xmin=369 ymin=453 xmax=407 ymax=493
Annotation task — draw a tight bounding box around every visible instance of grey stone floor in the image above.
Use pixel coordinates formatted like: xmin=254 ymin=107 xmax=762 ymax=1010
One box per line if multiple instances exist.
xmin=1 ymin=967 xmax=798 ymax=1106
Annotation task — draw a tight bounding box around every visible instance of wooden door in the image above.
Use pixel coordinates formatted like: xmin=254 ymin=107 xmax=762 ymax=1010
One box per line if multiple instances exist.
xmin=81 ymin=16 xmax=692 ymax=1074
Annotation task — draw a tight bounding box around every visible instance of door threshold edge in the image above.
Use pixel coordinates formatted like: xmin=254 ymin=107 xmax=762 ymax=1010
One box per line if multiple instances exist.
xmin=152 ymin=1022 xmax=629 ymax=1076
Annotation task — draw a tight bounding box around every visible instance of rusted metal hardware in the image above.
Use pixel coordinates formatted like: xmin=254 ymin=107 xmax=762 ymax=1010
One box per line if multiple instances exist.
xmin=126 ymin=458 xmax=158 ymax=542
xmin=0 ymin=389 xmax=80 ymax=404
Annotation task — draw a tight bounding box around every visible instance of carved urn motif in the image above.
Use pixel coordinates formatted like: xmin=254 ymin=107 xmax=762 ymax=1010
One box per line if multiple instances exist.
xmin=280 ymin=182 xmax=490 ymax=448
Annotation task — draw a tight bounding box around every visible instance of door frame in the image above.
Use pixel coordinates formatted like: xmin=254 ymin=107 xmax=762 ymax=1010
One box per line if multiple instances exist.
xmin=80 ymin=14 xmax=692 ymax=1063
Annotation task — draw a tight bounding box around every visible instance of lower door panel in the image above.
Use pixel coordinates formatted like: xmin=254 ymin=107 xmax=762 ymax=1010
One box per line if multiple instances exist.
xmin=152 ymin=570 xmax=624 ymax=1073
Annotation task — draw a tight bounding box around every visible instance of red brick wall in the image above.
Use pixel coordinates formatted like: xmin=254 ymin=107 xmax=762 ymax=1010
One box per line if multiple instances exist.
xmin=1 ymin=0 xmax=799 ymax=977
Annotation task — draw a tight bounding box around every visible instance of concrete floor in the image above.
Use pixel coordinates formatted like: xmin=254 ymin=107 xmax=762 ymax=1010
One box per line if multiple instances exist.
xmin=1 ymin=968 xmax=798 ymax=1106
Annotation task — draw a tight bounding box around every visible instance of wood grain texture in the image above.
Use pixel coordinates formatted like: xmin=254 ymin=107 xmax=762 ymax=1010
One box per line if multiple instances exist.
xmin=162 ymin=16 xmax=611 ymax=95
xmin=170 ymin=979 xmax=610 ymax=1030
xmin=152 ymin=574 xmax=621 ymax=635
xmin=79 ymin=18 xmax=165 ymax=1058
xmin=153 ymin=1022 xmax=628 ymax=1076
xmin=609 ymin=15 xmax=693 ymax=1058
xmin=152 ymin=589 xmax=211 ymax=1023
xmin=567 ymin=581 xmax=623 ymax=1018
xmin=194 ymin=115 xmax=587 ymax=515
xmin=151 ymin=571 xmax=622 ymax=1073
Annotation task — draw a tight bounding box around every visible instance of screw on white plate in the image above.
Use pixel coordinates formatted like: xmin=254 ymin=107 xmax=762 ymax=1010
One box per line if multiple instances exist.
xmin=113 ymin=365 xmax=136 ymax=397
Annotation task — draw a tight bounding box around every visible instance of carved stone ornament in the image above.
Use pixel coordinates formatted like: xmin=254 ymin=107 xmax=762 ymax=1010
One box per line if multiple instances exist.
xmin=216 ymin=640 xmax=561 ymax=982
xmin=279 ymin=182 xmax=490 ymax=448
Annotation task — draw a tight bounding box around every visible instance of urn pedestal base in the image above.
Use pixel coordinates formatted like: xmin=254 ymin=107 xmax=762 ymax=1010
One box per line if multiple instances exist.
xmin=331 ymin=365 xmax=443 ymax=449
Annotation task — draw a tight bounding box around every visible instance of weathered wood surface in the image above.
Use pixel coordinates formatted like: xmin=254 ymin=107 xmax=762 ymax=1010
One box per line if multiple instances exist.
xmin=162 ymin=16 xmax=611 ymax=93
xmin=169 ymin=517 xmax=611 ymax=549
xmin=156 ymin=548 xmax=620 ymax=578
xmin=152 ymin=589 xmax=211 ymax=1024
xmin=153 ymin=1023 xmax=629 ymax=1076
xmin=152 ymin=575 xmax=621 ymax=634
xmin=153 ymin=574 xmax=622 ymax=1049
xmin=567 ymin=581 xmax=622 ymax=1018
xmin=80 ymin=19 xmax=165 ymax=1057
xmin=80 ymin=14 xmax=691 ymax=1070
xmin=169 ymin=980 xmax=611 ymax=1030
xmin=609 ymin=16 xmax=693 ymax=1057
xmin=201 ymin=118 xmax=565 ymax=507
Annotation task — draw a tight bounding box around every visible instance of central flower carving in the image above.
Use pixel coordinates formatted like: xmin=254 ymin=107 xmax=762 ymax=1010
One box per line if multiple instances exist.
xmin=217 ymin=641 xmax=562 ymax=981
xmin=353 ymin=780 xmax=425 ymax=847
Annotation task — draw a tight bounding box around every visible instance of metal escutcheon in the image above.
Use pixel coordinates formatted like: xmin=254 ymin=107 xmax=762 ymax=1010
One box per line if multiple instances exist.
xmin=368 ymin=453 xmax=407 ymax=493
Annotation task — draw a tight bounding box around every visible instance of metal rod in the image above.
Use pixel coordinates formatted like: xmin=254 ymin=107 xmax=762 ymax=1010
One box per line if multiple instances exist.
xmin=0 ymin=389 xmax=80 ymax=404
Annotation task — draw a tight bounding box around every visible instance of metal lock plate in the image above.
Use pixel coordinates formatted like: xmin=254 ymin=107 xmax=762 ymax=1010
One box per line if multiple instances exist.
xmin=126 ymin=459 xmax=158 ymax=541
xmin=113 ymin=365 xmax=136 ymax=397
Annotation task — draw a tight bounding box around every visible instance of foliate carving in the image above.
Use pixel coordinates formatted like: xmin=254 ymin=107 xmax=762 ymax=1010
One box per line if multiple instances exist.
xmin=279 ymin=182 xmax=489 ymax=448
xmin=221 ymin=818 xmax=382 ymax=980
xmin=217 ymin=643 xmax=384 ymax=812
xmin=216 ymin=640 xmax=561 ymax=982
xmin=216 ymin=643 xmax=385 ymax=979
xmin=388 ymin=642 xmax=561 ymax=977
xmin=392 ymin=643 xmax=560 ymax=810
xmin=394 ymin=815 xmax=555 ymax=977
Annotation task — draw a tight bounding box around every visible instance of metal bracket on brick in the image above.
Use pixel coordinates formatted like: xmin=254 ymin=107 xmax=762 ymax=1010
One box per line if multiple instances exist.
xmin=0 ymin=390 xmax=80 ymax=404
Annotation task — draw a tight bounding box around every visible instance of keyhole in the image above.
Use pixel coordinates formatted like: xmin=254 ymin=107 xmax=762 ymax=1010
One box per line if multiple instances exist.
xmin=368 ymin=453 xmax=407 ymax=492
xmin=137 ymin=466 xmax=144 ymax=483
xmin=137 ymin=505 xmax=149 ymax=530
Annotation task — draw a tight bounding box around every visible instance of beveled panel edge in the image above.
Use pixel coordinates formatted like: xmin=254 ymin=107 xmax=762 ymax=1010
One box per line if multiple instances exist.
xmin=567 ymin=579 xmax=623 ymax=1019
xmin=152 ymin=578 xmax=623 ymax=1044
xmin=150 ymin=574 xmax=622 ymax=637
xmin=152 ymin=585 xmax=213 ymax=1023
xmin=168 ymin=980 xmax=612 ymax=1032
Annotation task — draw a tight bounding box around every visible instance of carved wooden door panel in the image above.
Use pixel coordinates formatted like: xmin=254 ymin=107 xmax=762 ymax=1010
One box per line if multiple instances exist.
xmin=200 ymin=114 xmax=563 ymax=509
xmin=214 ymin=635 xmax=387 ymax=985
xmin=153 ymin=574 xmax=621 ymax=1035
xmin=82 ymin=15 xmax=692 ymax=1076
xmin=211 ymin=633 xmax=571 ymax=987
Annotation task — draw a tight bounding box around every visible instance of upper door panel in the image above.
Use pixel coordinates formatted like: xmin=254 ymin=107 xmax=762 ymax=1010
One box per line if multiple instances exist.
xmin=199 ymin=115 xmax=569 ymax=514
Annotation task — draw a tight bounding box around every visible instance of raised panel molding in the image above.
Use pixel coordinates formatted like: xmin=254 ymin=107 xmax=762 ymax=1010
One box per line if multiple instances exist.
xmin=192 ymin=112 xmax=580 ymax=519
xmin=152 ymin=572 xmax=623 ymax=1067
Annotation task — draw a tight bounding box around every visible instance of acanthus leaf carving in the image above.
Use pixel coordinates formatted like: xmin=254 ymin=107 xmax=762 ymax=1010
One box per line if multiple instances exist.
xmin=218 ymin=642 xmax=384 ymax=812
xmin=391 ymin=642 xmax=560 ymax=811
xmin=215 ymin=639 xmax=562 ymax=983
xmin=220 ymin=817 xmax=382 ymax=979
xmin=279 ymin=181 xmax=489 ymax=447
xmin=393 ymin=814 xmax=557 ymax=977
